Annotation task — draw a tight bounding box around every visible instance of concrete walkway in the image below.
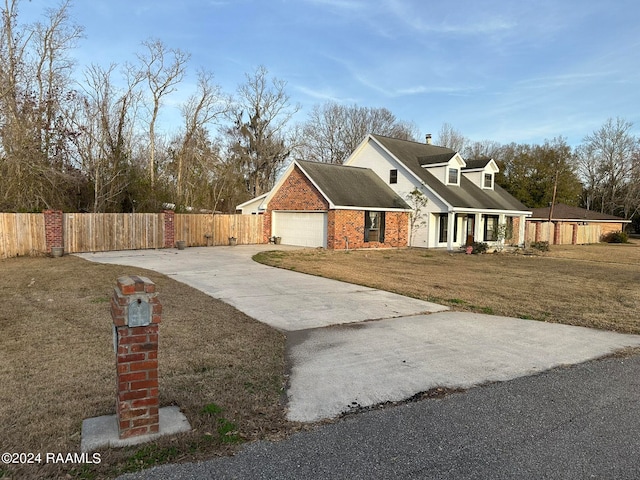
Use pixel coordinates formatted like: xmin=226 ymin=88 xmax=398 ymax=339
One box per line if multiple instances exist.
xmin=78 ymin=245 xmax=640 ymax=422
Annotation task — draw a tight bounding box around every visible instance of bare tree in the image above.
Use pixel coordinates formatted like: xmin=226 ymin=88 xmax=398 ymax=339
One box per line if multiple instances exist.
xmin=436 ymin=122 xmax=467 ymax=152
xmin=227 ymin=65 xmax=299 ymax=197
xmin=463 ymin=140 xmax=502 ymax=160
xmin=405 ymin=188 xmax=428 ymax=246
xmin=136 ymin=38 xmax=189 ymax=188
xmin=0 ymin=0 xmax=83 ymax=211
xmin=296 ymin=102 xmax=417 ymax=164
xmin=170 ymin=70 xmax=229 ymax=208
xmin=70 ymin=63 xmax=142 ymax=212
xmin=577 ymin=117 xmax=639 ymax=216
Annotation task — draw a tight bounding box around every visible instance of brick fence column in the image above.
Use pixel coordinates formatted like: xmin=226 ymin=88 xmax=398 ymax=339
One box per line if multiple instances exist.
xmin=163 ymin=210 xmax=175 ymax=248
xmin=572 ymin=223 xmax=578 ymax=245
xmin=553 ymin=222 xmax=561 ymax=245
xmin=43 ymin=209 xmax=63 ymax=253
xmin=111 ymin=276 xmax=162 ymax=439
xmin=534 ymin=222 xmax=541 ymax=243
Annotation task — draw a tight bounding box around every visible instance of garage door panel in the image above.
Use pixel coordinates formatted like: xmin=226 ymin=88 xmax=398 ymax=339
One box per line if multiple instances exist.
xmin=273 ymin=212 xmax=327 ymax=248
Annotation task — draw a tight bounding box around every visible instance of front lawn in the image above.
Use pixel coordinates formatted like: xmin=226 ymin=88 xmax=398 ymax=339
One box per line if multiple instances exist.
xmin=0 ymin=256 xmax=300 ymax=479
xmin=254 ymin=242 xmax=640 ymax=334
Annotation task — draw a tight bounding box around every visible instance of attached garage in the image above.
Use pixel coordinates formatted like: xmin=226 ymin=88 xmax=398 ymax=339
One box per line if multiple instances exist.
xmin=261 ymin=160 xmax=411 ymax=250
xmin=272 ymin=211 xmax=328 ymax=248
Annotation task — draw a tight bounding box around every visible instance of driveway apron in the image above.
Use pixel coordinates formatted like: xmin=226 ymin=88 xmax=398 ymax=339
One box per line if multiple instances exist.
xmin=78 ymin=245 xmax=640 ymax=422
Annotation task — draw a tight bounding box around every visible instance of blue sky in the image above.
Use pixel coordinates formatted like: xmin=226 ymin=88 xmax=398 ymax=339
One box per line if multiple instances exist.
xmin=19 ymin=0 xmax=640 ymax=147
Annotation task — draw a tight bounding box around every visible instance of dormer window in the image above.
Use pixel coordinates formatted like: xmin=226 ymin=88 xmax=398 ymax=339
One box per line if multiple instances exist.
xmin=484 ymin=173 xmax=493 ymax=188
xmin=448 ymin=168 xmax=459 ymax=185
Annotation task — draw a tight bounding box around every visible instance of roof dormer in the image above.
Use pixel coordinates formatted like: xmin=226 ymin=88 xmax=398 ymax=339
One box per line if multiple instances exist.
xmin=422 ymin=153 xmax=466 ymax=186
xmin=462 ymin=158 xmax=499 ymax=190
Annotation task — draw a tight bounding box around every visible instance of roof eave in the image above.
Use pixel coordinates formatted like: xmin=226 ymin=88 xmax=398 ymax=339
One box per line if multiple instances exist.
xmin=529 ymin=217 xmax=631 ymax=223
xmin=335 ymin=205 xmax=412 ymax=212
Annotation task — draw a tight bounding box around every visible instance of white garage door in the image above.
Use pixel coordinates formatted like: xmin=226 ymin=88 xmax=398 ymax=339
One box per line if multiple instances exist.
xmin=272 ymin=212 xmax=327 ymax=248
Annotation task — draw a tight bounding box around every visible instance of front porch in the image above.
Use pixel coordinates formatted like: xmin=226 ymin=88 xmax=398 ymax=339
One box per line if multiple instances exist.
xmin=435 ymin=211 xmax=528 ymax=250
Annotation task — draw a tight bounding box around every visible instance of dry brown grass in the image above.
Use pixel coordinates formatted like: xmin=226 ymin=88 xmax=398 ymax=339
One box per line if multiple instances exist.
xmin=2 ymin=242 xmax=639 ymax=478
xmin=0 ymin=255 xmax=300 ymax=479
xmin=255 ymin=240 xmax=640 ymax=334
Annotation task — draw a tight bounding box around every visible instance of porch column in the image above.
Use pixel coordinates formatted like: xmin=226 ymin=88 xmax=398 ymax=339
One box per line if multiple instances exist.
xmin=446 ymin=212 xmax=455 ymax=251
xmin=474 ymin=213 xmax=483 ymax=243
xmin=499 ymin=214 xmax=506 ymax=247
xmin=519 ymin=215 xmax=527 ymax=246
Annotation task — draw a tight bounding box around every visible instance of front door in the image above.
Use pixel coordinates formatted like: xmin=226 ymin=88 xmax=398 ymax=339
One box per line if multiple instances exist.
xmin=466 ymin=215 xmax=475 ymax=245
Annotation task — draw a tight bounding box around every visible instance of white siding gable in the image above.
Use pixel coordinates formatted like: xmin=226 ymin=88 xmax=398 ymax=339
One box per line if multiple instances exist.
xmin=462 ymin=159 xmax=499 ymax=190
xmin=424 ymin=154 xmax=465 ymax=186
xmin=346 ymin=137 xmax=451 ymax=247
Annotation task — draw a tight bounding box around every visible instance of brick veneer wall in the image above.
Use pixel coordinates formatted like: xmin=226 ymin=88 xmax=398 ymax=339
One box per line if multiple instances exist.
xmin=266 ymin=165 xmax=409 ymax=249
xmin=328 ymin=210 xmax=408 ymax=249
xmin=599 ymin=222 xmax=625 ymax=237
xmin=111 ymin=276 xmax=162 ymax=439
xmin=264 ymin=165 xmax=329 ymax=242
xmin=510 ymin=216 xmax=521 ymax=245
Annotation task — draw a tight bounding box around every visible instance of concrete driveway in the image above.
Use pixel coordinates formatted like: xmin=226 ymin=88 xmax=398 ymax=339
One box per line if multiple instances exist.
xmin=78 ymin=245 xmax=640 ymax=422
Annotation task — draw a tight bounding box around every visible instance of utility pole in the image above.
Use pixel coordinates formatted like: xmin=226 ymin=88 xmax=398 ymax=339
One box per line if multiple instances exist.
xmin=548 ymin=167 xmax=559 ymax=222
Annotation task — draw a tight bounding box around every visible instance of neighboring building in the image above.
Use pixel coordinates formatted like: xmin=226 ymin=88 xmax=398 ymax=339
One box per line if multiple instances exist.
xmin=344 ymin=134 xmax=531 ymax=249
xmin=527 ymin=203 xmax=631 ymax=244
xmin=261 ymin=160 xmax=411 ymax=249
xmin=236 ymin=193 xmax=268 ymax=215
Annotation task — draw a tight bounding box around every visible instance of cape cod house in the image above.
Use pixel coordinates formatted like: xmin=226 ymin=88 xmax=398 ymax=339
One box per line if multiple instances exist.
xmin=238 ymin=134 xmax=531 ymax=250
xmin=344 ymin=134 xmax=531 ymax=249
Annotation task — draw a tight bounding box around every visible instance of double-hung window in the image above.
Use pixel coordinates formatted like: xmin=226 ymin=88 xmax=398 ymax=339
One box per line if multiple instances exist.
xmin=448 ymin=168 xmax=459 ymax=184
xmin=484 ymin=215 xmax=499 ymax=241
xmin=364 ymin=211 xmax=385 ymax=243
xmin=438 ymin=214 xmax=448 ymax=243
xmin=484 ymin=173 xmax=493 ymax=188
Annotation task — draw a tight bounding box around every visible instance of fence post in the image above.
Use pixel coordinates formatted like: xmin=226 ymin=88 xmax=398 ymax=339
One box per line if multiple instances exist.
xmin=163 ymin=210 xmax=175 ymax=248
xmin=43 ymin=210 xmax=63 ymax=254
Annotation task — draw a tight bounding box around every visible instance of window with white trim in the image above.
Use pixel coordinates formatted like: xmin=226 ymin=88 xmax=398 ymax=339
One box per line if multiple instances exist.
xmin=484 ymin=173 xmax=493 ymax=188
xmin=484 ymin=215 xmax=499 ymax=241
xmin=438 ymin=214 xmax=448 ymax=243
xmin=364 ymin=211 xmax=385 ymax=243
xmin=448 ymin=168 xmax=459 ymax=184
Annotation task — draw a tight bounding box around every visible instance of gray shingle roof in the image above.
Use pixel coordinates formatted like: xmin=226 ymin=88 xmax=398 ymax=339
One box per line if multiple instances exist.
xmin=371 ymin=134 xmax=529 ymax=212
xmin=463 ymin=158 xmax=492 ymax=170
xmin=296 ymin=160 xmax=410 ymax=210
xmin=529 ymin=204 xmax=630 ymax=222
xmin=372 ymin=135 xmax=457 ymax=166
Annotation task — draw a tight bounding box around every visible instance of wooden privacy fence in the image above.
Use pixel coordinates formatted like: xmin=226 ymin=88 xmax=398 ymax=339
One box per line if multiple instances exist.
xmin=174 ymin=214 xmax=263 ymax=246
xmin=525 ymin=221 xmax=602 ymax=245
xmin=575 ymin=224 xmax=602 ymax=244
xmin=63 ymin=213 xmax=165 ymax=253
xmin=0 ymin=211 xmax=264 ymax=258
xmin=0 ymin=213 xmax=47 ymax=258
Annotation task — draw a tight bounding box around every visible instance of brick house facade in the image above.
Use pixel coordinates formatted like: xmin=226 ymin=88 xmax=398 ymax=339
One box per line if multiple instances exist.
xmin=264 ymin=162 xmax=410 ymax=250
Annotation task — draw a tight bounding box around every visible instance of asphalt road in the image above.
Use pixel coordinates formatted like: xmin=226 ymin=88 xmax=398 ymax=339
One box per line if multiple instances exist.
xmin=118 ymin=352 xmax=640 ymax=480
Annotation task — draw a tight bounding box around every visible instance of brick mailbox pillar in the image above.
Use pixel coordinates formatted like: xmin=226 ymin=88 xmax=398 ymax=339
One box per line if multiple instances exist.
xmin=111 ymin=276 xmax=162 ymax=439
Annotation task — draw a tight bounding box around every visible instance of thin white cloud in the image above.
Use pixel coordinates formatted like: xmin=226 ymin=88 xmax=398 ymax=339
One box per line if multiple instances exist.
xmin=294 ymin=85 xmax=358 ymax=103
xmin=300 ymin=0 xmax=366 ymax=11
xmin=516 ymin=72 xmax=615 ymax=90
xmin=381 ymin=0 xmax=516 ymax=36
